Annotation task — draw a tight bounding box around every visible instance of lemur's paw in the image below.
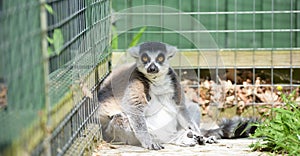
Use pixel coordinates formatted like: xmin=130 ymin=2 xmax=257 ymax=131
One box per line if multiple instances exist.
xmin=204 ymin=136 xmax=218 ymax=144
xmin=196 ymin=135 xmax=206 ymax=145
xmin=182 ymin=131 xmax=199 ymax=147
xmin=144 ymin=141 xmax=164 ymax=150
xmin=179 ymin=130 xmax=201 ymax=147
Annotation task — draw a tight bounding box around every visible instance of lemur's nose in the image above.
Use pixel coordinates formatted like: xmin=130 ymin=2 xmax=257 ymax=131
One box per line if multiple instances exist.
xmin=147 ymin=63 xmax=159 ymax=73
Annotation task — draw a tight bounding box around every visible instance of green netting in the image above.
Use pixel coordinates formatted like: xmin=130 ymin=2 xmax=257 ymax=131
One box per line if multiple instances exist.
xmin=113 ymin=0 xmax=299 ymax=50
xmin=0 ymin=0 xmax=111 ymax=154
xmin=46 ymin=0 xmax=111 ymax=154
xmin=47 ymin=0 xmax=111 ymax=106
xmin=0 ymin=0 xmax=46 ymax=151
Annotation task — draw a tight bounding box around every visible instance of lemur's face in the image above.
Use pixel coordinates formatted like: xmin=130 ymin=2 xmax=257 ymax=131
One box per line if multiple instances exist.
xmin=128 ymin=42 xmax=178 ymax=77
xmin=138 ymin=49 xmax=168 ymax=75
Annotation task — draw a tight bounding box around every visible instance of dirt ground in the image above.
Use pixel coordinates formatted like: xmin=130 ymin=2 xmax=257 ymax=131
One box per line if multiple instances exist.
xmin=93 ymin=138 xmax=265 ymax=156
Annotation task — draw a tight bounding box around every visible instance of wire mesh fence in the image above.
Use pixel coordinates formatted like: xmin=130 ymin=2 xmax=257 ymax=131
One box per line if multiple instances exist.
xmin=113 ymin=0 xmax=300 ymax=49
xmin=0 ymin=0 xmax=111 ymax=155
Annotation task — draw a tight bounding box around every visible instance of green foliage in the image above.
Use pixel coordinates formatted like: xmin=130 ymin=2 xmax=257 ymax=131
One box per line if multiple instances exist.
xmin=52 ymin=29 xmax=64 ymax=54
xmin=44 ymin=4 xmax=64 ymax=57
xmin=129 ymin=27 xmax=147 ymax=48
xmin=111 ymin=26 xmax=147 ymax=49
xmin=47 ymin=29 xmax=64 ymax=56
xmin=44 ymin=4 xmax=54 ymax=15
xmin=250 ymin=89 xmax=300 ymax=155
xmin=111 ymin=26 xmax=118 ymax=49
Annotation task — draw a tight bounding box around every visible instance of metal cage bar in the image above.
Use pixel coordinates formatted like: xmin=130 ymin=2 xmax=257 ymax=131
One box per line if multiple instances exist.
xmin=45 ymin=0 xmax=111 ymax=155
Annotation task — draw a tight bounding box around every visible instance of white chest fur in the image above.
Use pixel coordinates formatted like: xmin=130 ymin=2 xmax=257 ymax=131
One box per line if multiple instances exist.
xmin=144 ymin=75 xmax=178 ymax=141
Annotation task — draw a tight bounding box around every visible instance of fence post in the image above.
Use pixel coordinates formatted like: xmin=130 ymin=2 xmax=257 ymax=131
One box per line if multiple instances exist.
xmin=40 ymin=0 xmax=51 ymax=155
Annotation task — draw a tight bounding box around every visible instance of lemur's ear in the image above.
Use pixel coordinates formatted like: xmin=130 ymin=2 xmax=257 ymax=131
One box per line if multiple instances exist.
xmin=165 ymin=44 xmax=178 ymax=59
xmin=127 ymin=46 xmax=140 ymax=58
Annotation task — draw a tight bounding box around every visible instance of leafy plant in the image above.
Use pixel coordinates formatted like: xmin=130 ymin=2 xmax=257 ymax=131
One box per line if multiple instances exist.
xmin=129 ymin=26 xmax=147 ymax=47
xmin=47 ymin=29 xmax=64 ymax=56
xmin=44 ymin=3 xmax=64 ymax=56
xmin=250 ymin=89 xmax=300 ymax=155
xmin=111 ymin=26 xmax=118 ymax=49
xmin=111 ymin=26 xmax=147 ymax=49
xmin=44 ymin=4 xmax=54 ymax=15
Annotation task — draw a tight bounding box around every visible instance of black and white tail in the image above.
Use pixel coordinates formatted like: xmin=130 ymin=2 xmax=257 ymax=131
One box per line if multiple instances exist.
xmin=201 ymin=116 xmax=259 ymax=139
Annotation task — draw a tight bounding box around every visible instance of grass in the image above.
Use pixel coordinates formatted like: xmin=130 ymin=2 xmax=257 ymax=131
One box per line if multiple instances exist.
xmin=250 ymin=89 xmax=300 ymax=155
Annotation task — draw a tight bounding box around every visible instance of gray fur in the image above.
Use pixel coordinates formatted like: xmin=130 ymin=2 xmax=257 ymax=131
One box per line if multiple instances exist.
xmin=98 ymin=42 xmax=203 ymax=149
xmin=97 ymin=42 xmax=257 ymax=150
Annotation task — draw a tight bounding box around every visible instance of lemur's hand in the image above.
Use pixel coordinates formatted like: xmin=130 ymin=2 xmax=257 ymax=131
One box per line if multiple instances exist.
xmin=126 ymin=111 xmax=164 ymax=150
xmin=141 ymin=139 xmax=164 ymax=150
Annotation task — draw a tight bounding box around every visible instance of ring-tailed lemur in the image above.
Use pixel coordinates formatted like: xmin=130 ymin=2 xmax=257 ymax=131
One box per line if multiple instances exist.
xmin=97 ymin=42 xmax=257 ymax=150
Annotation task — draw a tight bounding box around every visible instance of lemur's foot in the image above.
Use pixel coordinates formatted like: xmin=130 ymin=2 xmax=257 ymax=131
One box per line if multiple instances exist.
xmin=196 ymin=135 xmax=206 ymax=145
xmin=196 ymin=135 xmax=218 ymax=145
xmin=204 ymin=136 xmax=219 ymax=144
xmin=170 ymin=130 xmax=201 ymax=147
xmin=142 ymin=140 xmax=164 ymax=150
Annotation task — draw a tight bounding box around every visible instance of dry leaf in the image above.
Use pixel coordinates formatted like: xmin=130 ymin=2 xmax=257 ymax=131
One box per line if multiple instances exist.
xmin=0 ymin=83 xmax=7 ymax=109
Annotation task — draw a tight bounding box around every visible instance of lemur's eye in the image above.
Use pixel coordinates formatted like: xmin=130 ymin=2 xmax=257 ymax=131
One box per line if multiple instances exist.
xmin=141 ymin=53 xmax=149 ymax=63
xmin=142 ymin=56 xmax=148 ymax=62
xmin=156 ymin=54 xmax=165 ymax=63
xmin=157 ymin=56 xmax=164 ymax=62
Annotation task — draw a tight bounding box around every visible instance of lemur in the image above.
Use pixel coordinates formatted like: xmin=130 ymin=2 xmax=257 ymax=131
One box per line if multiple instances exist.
xmin=97 ymin=42 xmax=257 ymax=150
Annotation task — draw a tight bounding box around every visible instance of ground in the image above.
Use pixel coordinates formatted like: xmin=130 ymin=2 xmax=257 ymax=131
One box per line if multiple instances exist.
xmin=93 ymin=138 xmax=265 ymax=156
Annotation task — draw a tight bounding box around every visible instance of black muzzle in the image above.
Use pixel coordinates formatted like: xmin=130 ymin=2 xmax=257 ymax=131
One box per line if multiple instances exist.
xmin=147 ymin=63 xmax=159 ymax=73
